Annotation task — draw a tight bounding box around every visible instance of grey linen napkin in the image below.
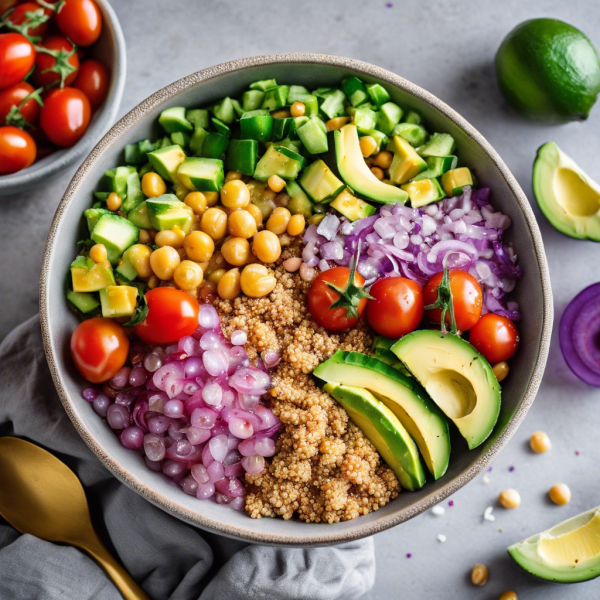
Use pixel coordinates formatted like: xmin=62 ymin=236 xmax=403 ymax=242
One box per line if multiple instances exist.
xmin=0 ymin=316 xmax=375 ymax=600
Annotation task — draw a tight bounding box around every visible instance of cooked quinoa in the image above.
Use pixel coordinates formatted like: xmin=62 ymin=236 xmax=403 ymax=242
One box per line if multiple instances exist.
xmin=215 ymin=267 xmax=400 ymax=523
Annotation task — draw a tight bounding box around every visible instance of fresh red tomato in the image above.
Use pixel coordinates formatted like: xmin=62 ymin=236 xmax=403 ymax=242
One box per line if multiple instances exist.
xmin=469 ymin=313 xmax=519 ymax=364
xmin=0 ymin=126 xmax=36 ymax=174
xmin=33 ymin=36 xmax=80 ymax=87
xmin=0 ymin=0 xmax=19 ymax=13
xmin=424 ymin=269 xmax=483 ymax=332
xmin=73 ymin=59 xmax=109 ymax=111
xmin=71 ymin=317 xmax=130 ymax=383
xmin=40 ymin=87 xmax=91 ymax=146
xmin=0 ymin=81 xmax=39 ymax=126
xmin=308 ymin=266 xmax=368 ymax=331
xmin=55 ymin=0 xmax=102 ymax=47
xmin=6 ymin=2 xmax=53 ymax=39
xmin=134 ymin=288 xmax=200 ymax=345
xmin=366 ymin=277 xmax=424 ymax=338
xmin=0 ymin=33 xmax=35 ymax=90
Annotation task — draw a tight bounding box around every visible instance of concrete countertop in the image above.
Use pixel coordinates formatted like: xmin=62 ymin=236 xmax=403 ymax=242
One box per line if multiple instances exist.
xmin=2 ymin=1 xmax=599 ymax=598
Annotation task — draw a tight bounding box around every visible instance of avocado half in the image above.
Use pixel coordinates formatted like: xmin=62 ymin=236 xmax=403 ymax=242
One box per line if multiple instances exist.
xmin=508 ymin=507 xmax=600 ymax=583
xmin=323 ymin=383 xmax=426 ymax=491
xmin=391 ymin=330 xmax=501 ymax=450
xmin=533 ymin=142 xmax=600 ymax=241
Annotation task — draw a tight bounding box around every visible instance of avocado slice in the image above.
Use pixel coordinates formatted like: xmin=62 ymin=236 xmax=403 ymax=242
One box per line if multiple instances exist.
xmin=334 ymin=124 xmax=408 ymax=205
xmin=253 ymin=145 xmax=306 ymax=182
xmin=298 ymin=159 xmax=345 ymax=203
xmin=66 ymin=289 xmax=100 ymax=314
xmin=71 ymin=257 xmax=116 ymax=293
xmin=146 ymin=194 xmax=193 ymax=232
xmin=148 ymin=144 xmax=186 ymax=183
xmin=401 ymin=178 xmax=446 ymax=208
xmin=391 ymin=330 xmax=501 ymax=450
xmin=323 ymin=383 xmax=426 ymax=491
xmin=508 ymin=507 xmax=600 ymax=583
xmin=91 ymin=214 xmax=139 ymax=265
xmin=99 ymin=286 xmax=138 ymax=318
xmin=330 ymin=189 xmax=376 ymax=222
xmin=127 ymin=201 xmax=152 ymax=230
xmin=177 ymin=157 xmax=224 ymax=192
xmin=315 ymin=351 xmax=450 ymax=480
xmin=440 ymin=167 xmax=473 ymax=197
xmin=388 ymin=135 xmax=428 ymax=185
xmin=533 ymin=142 xmax=600 ymax=241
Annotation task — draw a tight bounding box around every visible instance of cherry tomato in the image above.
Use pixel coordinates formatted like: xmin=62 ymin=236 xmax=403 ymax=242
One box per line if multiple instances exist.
xmin=73 ymin=59 xmax=109 ymax=111
xmin=55 ymin=0 xmax=102 ymax=47
xmin=6 ymin=3 xmax=53 ymax=39
xmin=308 ymin=266 xmax=367 ymax=331
xmin=134 ymin=288 xmax=200 ymax=345
xmin=0 ymin=82 xmax=39 ymax=126
xmin=0 ymin=126 xmax=36 ymax=174
xmin=40 ymin=87 xmax=91 ymax=147
xmin=0 ymin=33 xmax=35 ymax=90
xmin=424 ymin=269 xmax=483 ymax=332
xmin=70 ymin=317 xmax=130 ymax=383
xmin=366 ymin=277 xmax=424 ymax=338
xmin=33 ymin=36 xmax=80 ymax=87
xmin=469 ymin=313 xmax=519 ymax=364
xmin=0 ymin=0 xmax=19 ymax=13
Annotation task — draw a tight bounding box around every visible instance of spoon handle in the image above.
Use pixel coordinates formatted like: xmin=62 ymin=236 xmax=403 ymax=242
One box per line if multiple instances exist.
xmin=79 ymin=537 xmax=150 ymax=600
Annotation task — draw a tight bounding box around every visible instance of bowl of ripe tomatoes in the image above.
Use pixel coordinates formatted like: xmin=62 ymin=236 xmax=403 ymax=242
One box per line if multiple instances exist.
xmin=0 ymin=0 xmax=126 ymax=195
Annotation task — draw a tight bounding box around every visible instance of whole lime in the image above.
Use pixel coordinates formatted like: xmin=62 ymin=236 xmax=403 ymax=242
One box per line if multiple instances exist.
xmin=495 ymin=19 xmax=600 ymax=123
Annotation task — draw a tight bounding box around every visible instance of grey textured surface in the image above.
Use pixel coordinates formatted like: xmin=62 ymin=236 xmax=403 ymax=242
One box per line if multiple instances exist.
xmin=1 ymin=0 xmax=599 ymax=597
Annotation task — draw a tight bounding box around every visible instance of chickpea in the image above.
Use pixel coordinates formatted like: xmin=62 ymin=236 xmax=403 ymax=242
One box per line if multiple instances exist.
xmin=374 ymin=150 xmax=393 ymax=169
xmin=252 ymin=230 xmax=281 ymax=263
xmin=200 ymin=207 xmax=228 ymax=240
xmin=138 ymin=229 xmax=151 ymax=245
xmin=224 ymin=170 xmax=243 ymax=182
xmin=147 ymin=275 xmax=159 ymax=289
xmin=184 ymin=231 xmax=214 ymax=262
xmin=499 ymin=592 xmax=517 ymax=600
xmin=155 ymin=227 xmax=185 ymax=249
xmin=174 ymin=260 xmax=203 ymax=290
xmin=217 ymin=268 xmax=241 ymax=300
xmin=493 ymin=361 xmax=509 ymax=382
xmin=240 ymin=264 xmax=277 ymax=297
xmin=267 ymin=174 xmax=286 ymax=193
xmin=221 ymin=237 xmax=251 ymax=266
xmin=283 ymin=257 xmax=302 ymax=272
xmin=150 ymin=246 xmax=180 ymax=280
xmin=549 ymin=483 xmax=571 ymax=505
xmin=359 ymin=135 xmax=377 ymax=157
xmin=127 ymin=244 xmax=153 ymax=278
xmin=246 ymin=202 xmax=264 ymax=227
xmin=300 ymin=262 xmax=317 ymax=282
xmin=228 ymin=209 xmax=257 ymax=239
xmin=287 ymin=213 xmax=306 ymax=237
xmin=89 ymin=244 xmax=107 ymax=263
xmin=266 ymin=206 xmax=291 ymax=235
xmin=208 ymin=268 xmax=227 ymax=284
xmin=184 ymin=191 xmax=207 ymax=216
xmin=142 ymin=172 xmax=167 ymax=198
xmin=471 ymin=564 xmax=488 ymax=586
xmin=271 ymin=108 xmax=291 ymax=118
xmin=498 ymin=488 xmax=521 ymax=509
xmin=106 ymin=192 xmax=122 ymax=211
xmin=325 ymin=116 xmax=350 ymax=131
xmin=290 ymin=102 xmax=305 ymax=118
xmin=221 ymin=179 xmax=250 ymax=208
xmin=530 ymin=431 xmax=551 ymax=454
xmin=370 ymin=166 xmax=385 ymax=180
xmin=204 ymin=191 xmax=219 ymax=207
xmin=308 ymin=214 xmax=325 ymax=226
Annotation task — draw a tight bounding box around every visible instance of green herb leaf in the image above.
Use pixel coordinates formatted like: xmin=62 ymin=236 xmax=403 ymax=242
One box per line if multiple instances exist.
xmin=123 ymin=288 xmax=148 ymax=327
xmin=35 ymin=42 xmax=78 ymax=88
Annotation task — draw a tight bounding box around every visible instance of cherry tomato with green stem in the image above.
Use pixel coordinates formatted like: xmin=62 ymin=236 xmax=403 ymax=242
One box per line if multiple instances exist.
xmin=33 ymin=36 xmax=80 ymax=87
xmin=0 ymin=126 xmax=36 ymax=174
xmin=0 ymin=33 xmax=36 ymax=90
xmin=0 ymin=82 xmax=40 ymax=126
xmin=55 ymin=0 xmax=102 ymax=47
xmin=469 ymin=313 xmax=519 ymax=363
xmin=73 ymin=59 xmax=109 ymax=111
xmin=40 ymin=87 xmax=91 ymax=146
xmin=5 ymin=2 xmax=53 ymax=40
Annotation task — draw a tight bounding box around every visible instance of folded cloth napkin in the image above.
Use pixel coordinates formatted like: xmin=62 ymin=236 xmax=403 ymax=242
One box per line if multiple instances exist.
xmin=0 ymin=316 xmax=375 ymax=600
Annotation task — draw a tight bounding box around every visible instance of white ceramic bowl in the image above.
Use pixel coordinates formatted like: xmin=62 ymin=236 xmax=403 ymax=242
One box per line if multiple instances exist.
xmin=0 ymin=0 xmax=126 ymax=196
xmin=40 ymin=54 xmax=553 ymax=546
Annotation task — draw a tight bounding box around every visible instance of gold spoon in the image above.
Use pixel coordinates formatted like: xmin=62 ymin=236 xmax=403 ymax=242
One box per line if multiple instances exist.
xmin=0 ymin=437 xmax=149 ymax=600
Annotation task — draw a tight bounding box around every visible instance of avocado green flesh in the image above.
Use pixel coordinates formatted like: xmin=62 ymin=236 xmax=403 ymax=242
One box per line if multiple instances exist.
xmin=391 ymin=330 xmax=501 ymax=450
xmin=508 ymin=508 xmax=600 ymax=583
xmin=533 ymin=142 xmax=600 ymax=241
xmin=315 ymin=351 xmax=450 ymax=479
xmin=324 ymin=383 xmax=426 ymax=491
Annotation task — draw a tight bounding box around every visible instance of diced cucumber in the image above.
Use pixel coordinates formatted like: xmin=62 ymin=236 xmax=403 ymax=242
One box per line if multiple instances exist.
xmin=93 ymin=192 xmax=109 ymax=203
xmin=177 ymin=157 xmax=224 ymax=192
xmin=366 ymin=83 xmax=390 ymax=108
xmin=273 ymin=117 xmax=295 ymax=141
xmin=330 ymin=188 xmax=376 ymax=221
xmin=186 ymin=109 xmax=210 ymax=129
xmin=122 ymin=169 xmax=144 ymax=213
xmin=404 ymin=110 xmax=422 ymax=125
xmin=67 ymin=289 xmax=100 ymax=314
xmin=200 ymin=132 xmax=229 ymax=158
xmin=240 ymin=114 xmax=274 ymax=142
xmin=418 ymin=133 xmax=456 ymax=157
xmin=84 ymin=207 xmax=112 ymax=234
xmin=148 ymin=145 xmax=186 ymax=183
xmin=189 ymin=127 xmax=208 ymax=154
xmin=146 ymin=194 xmax=193 ymax=232
xmin=124 ymin=144 xmax=144 ymax=165
xmin=104 ymin=166 xmax=132 ymax=200
xmin=376 ymin=102 xmax=403 ymax=135
xmin=262 ymin=85 xmax=289 ymax=111
xmin=115 ymin=245 xmax=138 ymax=281
xmin=286 ymin=181 xmax=314 ymax=217
xmin=293 ymin=94 xmax=319 ymax=116
xmin=341 ymin=76 xmax=369 ymax=107
xmin=211 ymin=117 xmax=231 ymax=138
xmin=441 ymin=167 xmax=474 ymax=197
xmin=91 ymin=214 xmax=140 ymax=264
xmin=231 ymin=99 xmax=242 ymax=118
xmin=357 ymin=128 xmax=389 ymax=153
xmin=297 ymin=117 xmax=328 ymax=154
xmin=171 ymin=131 xmax=191 ymax=148
xmin=388 ymin=135 xmax=428 ymax=184
xmin=287 ymin=85 xmax=310 ymax=104
xmin=351 ymin=106 xmax=378 ymax=130
xmin=320 ymin=89 xmax=346 ymax=120
xmin=127 ymin=201 xmax=152 ymax=229
xmin=249 ymin=79 xmax=277 ymax=91
xmin=276 ymin=137 xmax=302 ymax=153
xmin=299 ymin=159 xmax=345 ymax=203
xmin=99 ymin=286 xmax=138 ymax=318
xmin=242 ymin=90 xmax=264 ymax=112
xmin=391 ymin=122 xmax=428 ymax=147
xmin=412 ymin=155 xmax=457 ymax=181
xmin=211 ymin=97 xmax=235 ymax=124
xmin=225 ymin=139 xmax=258 ymax=176
xmin=401 ymin=178 xmax=446 ymax=208
xmin=253 ymin=146 xmax=306 ymax=182
xmin=159 ymin=107 xmax=193 ymax=134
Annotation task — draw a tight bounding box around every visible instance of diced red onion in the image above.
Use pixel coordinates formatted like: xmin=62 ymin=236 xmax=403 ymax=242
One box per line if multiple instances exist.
xmin=144 ymin=457 xmax=162 ymax=472
xmin=147 ymin=414 xmax=170 ymax=434
xmin=254 ymin=436 xmax=276 ymax=457
xmin=186 ymin=426 xmax=211 ymax=445
xmin=143 ymin=353 xmax=162 ymax=373
xmin=163 ymin=459 xmax=187 ymax=478
xmin=207 ymin=460 xmax=225 ymax=482
xmin=229 ymin=497 xmax=245 ymax=511
xmin=224 ymin=462 xmax=245 ymax=478
xmin=316 ymin=213 xmax=340 ymax=241
xmin=209 ymin=434 xmax=229 ymax=463
xmin=229 ymin=367 xmax=271 ymax=395
xmin=144 ymin=433 xmax=166 ymax=461
xmin=203 ymin=349 xmax=228 ymax=376
xmin=201 ymin=382 xmax=223 ymax=406
xmin=109 ymin=367 xmax=131 ymax=390
xmin=180 ymin=474 xmax=199 ymax=496
xmin=196 ymin=482 xmax=215 ymax=499
xmin=241 ymin=454 xmax=265 ymax=475
xmin=202 ymin=443 xmax=215 ymax=468
xmin=238 ymin=437 xmax=256 ymax=457
xmin=107 ymin=404 xmax=130 ymax=430
xmin=92 ymin=394 xmax=110 ymax=417
xmin=164 ymin=399 xmax=184 ymax=418
xmin=191 ymin=463 xmax=210 ymax=484
xmin=197 ymin=304 xmax=220 ymax=332
xmin=215 ymin=477 xmax=244 ymax=497
xmin=129 ymin=365 xmax=148 ymax=387
xmin=228 ymin=416 xmax=254 ymax=439
xmin=230 ymin=330 xmax=247 ymax=345
xmin=82 ymin=388 xmax=97 ymax=402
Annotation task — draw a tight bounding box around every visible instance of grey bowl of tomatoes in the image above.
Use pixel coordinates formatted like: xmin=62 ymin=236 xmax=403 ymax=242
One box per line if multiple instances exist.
xmin=0 ymin=0 xmax=126 ymax=195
